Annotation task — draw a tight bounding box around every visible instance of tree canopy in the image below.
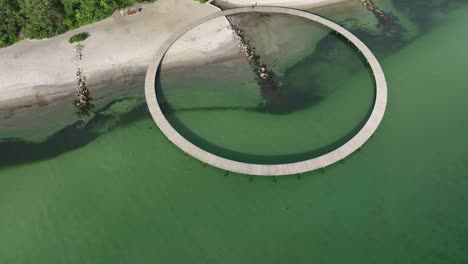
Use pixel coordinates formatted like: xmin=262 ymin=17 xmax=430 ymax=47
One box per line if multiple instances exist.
xmin=0 ymin=0 xmax=22 ymax=47
xmin=0 ymin=0 xmax=156 ymax=47
xmin=18 ymin=0 xmax=68 ymax=39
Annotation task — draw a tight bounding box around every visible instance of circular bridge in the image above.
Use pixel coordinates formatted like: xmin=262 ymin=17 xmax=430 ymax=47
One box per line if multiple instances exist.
xmin=145 ymin=6 xmax=387 ymax=176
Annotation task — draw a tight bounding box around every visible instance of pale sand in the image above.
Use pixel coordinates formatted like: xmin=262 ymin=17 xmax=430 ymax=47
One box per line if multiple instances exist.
xmin=0 ymin=0 xmax=347 ymax=111
xmin=214 ymin=0 xmax=351 ymax=9
xmin=0 ymin=0 xmax=238 ymax=109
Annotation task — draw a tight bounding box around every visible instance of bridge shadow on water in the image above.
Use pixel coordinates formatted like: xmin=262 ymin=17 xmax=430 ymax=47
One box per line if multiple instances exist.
xmin=155 ymin=38 xmax=376 ymax=165
xmin=0 ymin=98 xmax=149 ymax=170
xmin=0 ymin=26 xmax=377 ymax=171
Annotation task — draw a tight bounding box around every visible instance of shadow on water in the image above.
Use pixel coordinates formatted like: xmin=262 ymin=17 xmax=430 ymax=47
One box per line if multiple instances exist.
xmin=352 ymin=0 xmax=468 ymax=57
xmin=154 ymin=24 xmax=378 ymax=164
xmin=0 ymin=97 xmax=149 ymax=170
xmin=156 ymin=47 xmax=376 ymax=164
xmin=3 ymin=0 xmax=465 ymax=169
xmin=163 ymin=98 xmax=374 ymax=164
xmin=160 ymin=29 xmax=374 ymax=115
xmin=391 ymin=0 xmax=468 ymax=31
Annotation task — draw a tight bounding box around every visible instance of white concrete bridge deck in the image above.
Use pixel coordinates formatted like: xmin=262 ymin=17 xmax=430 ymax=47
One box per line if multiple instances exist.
xmin=145 ymin=6 xmax=387 ymax=176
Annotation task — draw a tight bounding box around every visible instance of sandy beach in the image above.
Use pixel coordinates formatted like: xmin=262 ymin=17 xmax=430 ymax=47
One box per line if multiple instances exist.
xmin=0 ymin=0 xmax=347 ymax=111
xmin=214 ymin=0 xmax=351 ymax=9
xmin=0 ymin=0 xmax=238 ymax=110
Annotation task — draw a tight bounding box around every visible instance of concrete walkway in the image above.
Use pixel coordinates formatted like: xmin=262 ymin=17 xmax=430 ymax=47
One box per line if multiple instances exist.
xmin=145 ymin=6 xmax=387 ymax=176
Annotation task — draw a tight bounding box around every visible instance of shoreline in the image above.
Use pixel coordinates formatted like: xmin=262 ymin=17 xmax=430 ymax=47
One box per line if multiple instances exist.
xmin=213 ymin=0 xmax=351 ymax=9
xmin=0 ymin=0 xmax=350 ymax=139
xmin=0 ymin=0 xmax=236 ymax=109
xmin=0 ymin=0 xmax=348 ymax=111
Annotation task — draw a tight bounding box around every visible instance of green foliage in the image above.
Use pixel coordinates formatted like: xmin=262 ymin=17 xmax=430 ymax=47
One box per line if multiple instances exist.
xmin=0 ymin=0 xmax=156 ymax=48
xmin=0 ymin=0 xmax=22 ymax=47
xmin=69 ymin=32 xmax=90 ymax=43
xmin=61 ymin=0 xmax=116 ymax=29
xmin=61 ymin=0 xmax=156 ymax=29
xmin=18 ymin=0 xmax=68 ymax=39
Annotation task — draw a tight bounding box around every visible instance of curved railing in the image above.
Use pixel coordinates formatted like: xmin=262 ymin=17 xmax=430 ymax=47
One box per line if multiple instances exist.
xmin=145 ymin=6 xmax=387 ymax=176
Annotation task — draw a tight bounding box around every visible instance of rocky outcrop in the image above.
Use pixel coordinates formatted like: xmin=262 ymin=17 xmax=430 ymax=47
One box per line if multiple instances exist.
xmin=73 ymin=45 xmax=93 ymax=116
xmin=360 ymin=0 xmax=401 ymax=32
xmin=227 ymin=16 xmax=283 ymax=106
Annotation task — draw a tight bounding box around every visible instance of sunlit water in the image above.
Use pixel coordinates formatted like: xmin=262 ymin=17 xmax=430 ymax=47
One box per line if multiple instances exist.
xmin=0 ymin=1 xmax=468 ymax=263
xmin=158 ymin=13 xmax=375 ymax=164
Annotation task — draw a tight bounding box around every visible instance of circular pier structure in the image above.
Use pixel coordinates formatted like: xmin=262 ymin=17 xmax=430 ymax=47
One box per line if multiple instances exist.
xmin=145 ymin=6 xmax=387 ymax=176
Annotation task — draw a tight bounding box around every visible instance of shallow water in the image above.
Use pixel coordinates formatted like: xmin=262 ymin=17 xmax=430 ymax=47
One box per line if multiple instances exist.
xmin=1 ymin=1 xmax=468 ymax=263
xmin=159 ymin=13 xmax=375 ymax=163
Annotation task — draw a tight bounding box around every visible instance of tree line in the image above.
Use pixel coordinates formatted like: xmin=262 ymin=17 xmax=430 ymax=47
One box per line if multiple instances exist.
xmin=0 ymin=0 xmax=156 ymax=47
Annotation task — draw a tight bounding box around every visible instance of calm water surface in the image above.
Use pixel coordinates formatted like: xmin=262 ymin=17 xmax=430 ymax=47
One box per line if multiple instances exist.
xmin=0 ymin=1 xmax=468 ymax=263
xmin=159 ymin=13 xmax=375 ymax=163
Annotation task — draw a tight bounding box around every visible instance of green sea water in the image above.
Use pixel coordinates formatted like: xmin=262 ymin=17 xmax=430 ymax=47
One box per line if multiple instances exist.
xmin=1 ymin=1 xmax=468 ymax=263
xmin=159 ymin=13 xmax=375 ymax=163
